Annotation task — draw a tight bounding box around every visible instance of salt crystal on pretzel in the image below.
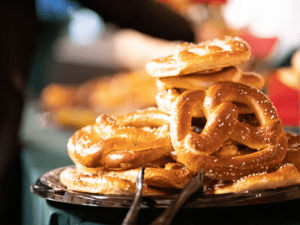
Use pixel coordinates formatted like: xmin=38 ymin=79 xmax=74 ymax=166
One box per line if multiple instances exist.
xmin=146 ymin=36 xmax=251 ymax=77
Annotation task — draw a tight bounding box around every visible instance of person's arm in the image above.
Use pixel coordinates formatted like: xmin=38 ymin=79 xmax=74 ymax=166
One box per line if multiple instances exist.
xmin=74 ymin=0 xmax=195 ymax=42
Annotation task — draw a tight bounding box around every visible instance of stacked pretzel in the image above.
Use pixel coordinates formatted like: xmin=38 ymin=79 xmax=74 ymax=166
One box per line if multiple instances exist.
xmin=60 ymin=36 xmax=300 ymax=195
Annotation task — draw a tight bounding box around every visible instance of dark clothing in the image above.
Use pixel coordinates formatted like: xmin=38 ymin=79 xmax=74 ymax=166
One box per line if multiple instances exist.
xmin=0 ymin=1 xmax=38 ymax=224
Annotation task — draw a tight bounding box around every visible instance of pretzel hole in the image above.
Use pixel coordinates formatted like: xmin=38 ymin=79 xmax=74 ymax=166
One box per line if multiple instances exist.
xmin=238 ymin=114 xmax=260 ymax=127
xmin=191 ymin=117 xmax=206 ymax=133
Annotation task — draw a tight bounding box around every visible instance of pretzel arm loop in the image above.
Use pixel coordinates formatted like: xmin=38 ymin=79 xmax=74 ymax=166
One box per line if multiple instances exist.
xmin=170 ymin=89 xmax=238 ymax=173
xmin=96 ymin=109 xmax=173 ymax=170
xmin=105 ymin=137 xmax=173 ymax=170
xmin=204 ymin=82 xmax=283 ymax=150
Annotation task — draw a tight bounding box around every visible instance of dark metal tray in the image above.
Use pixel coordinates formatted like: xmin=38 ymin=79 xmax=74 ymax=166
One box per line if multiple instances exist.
xmin=31 ymin=166 xmax=300 ymax=208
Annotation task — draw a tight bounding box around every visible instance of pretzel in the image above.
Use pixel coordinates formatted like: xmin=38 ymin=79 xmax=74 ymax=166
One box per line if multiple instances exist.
xmin=68 ymin=108 xmax=173 ymax=170
xmin=100 ymin=162 xmax=195 ymax=189
xmin=209 ymin=133 xmax=300 ymax=193
xmin=96 ymin=114 xmax=173 ymax=170
xmin=156 ymin=67 xmax=265 ymax=92
xmin=205 ymin=82 xmax=283 ymax=149
xmin=60 ymin=167 xmax=174 ymax=196
xmin=60 ymin=167 xmax=136 ymax=195
xmin=146 ymin=36 xmax=251 ymax=77
xmin=67 ymin=124 xmax=133 ymax=168
xmin=170 ymin=82 xmax=287 ymax=181
xmin=60 ymin=162 xmax=195 ymax=195
xmin=155 ymin=67 xmax=265 ymax=117
xmin=156 ymin=88 xmax=254 ymax=117
xmin=212 ymin=164 xmax=300 ymax=194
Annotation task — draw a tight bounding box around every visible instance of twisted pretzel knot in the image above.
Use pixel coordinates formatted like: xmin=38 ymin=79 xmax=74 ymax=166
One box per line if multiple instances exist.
xmin=171 ymin=82 xmax=287 ymax=181
xmin=68 ymin=108 xmax=173 ymax=170
xmin=146 ymin=36 xmax=251 ymax=77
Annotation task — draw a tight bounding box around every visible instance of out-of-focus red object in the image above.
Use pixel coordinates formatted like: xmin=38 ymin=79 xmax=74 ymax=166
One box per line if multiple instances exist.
xmin=157 ymin=0 xmax=226 ymax=12
xmin=268 ymin=69 xmax=299 ymax=126
xmin=239 ymin=28 xmax=278 ymax=59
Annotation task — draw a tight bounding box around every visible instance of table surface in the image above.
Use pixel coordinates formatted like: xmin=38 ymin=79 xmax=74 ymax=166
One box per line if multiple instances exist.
xmin=21 ymin=102 xmax=300 ymax=225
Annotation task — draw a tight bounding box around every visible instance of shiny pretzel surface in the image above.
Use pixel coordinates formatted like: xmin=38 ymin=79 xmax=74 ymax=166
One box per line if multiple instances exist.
xmin=170 ymin=82 xmax=286 ymax=181
xmin=68 ymin=108 xmax=173 ymax=170
xmin=146 ymin=36 xmax=251 ymax=77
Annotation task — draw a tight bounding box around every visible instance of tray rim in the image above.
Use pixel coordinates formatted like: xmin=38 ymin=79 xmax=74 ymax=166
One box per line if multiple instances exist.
xmin=31 ymin=166 xmax=300 ymax=209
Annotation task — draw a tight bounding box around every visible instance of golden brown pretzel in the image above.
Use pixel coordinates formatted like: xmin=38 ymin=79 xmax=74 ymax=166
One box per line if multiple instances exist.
xmin=60 ymin=167 xmax=173 ymax=196
xmin=156 ymin=67 xmax=265 ymax=92
xmin=96 ymin=113 xmax=173 ymax=170
xmin=170 ymin=88 xmax=239 ymax=178
xmin=60 ymin=167 xmax=136 ymax=195
xmin=104 ymin=137 xmax=173 ymax=170
xmin=209 ymin=133 xmax=300 ymax=193
xmin=146 ymin=36 xmax=251 ymax=77
xmin=237 ymin=72 xmax=265 ymax=90
xmin=68 ymin=124 xmax=134 ymax=168
xmin=155 ymin=67 xmax=265 ymax=117
xmin=156 ymin=88 xmax=253 ymax=117
xmin=212 ymin=164 xmax=300 ymax=194
xmin=204 ymin=82 xmax=283 ymax=150
xmin=68 ymin=108 xmax=172 ymax=169
xmin=170 ymin=82 xmax=287 ymax=181
xmin=100 ymin=163 xmax=195 ymax=189
xmin=155 ymin=66 xmax=241 ymax=91
xmin=60 ymin=162 xmax=195 ymax=195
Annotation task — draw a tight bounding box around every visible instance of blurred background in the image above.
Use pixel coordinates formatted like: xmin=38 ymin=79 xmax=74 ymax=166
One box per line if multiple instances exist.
xmin=26 ymin=0 xmax=299 ymax=129
xmin=3 ymin=0 xmax=298 ymax=224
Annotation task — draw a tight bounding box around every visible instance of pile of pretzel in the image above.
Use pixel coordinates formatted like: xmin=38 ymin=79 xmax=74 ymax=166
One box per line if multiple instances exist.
xmin=60 ymin=36 xmax=300 ymax=195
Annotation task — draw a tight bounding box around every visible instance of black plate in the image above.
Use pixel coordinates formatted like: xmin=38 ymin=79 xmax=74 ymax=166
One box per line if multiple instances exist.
xmin=31 ymin=166 xmax=300 ymax=208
